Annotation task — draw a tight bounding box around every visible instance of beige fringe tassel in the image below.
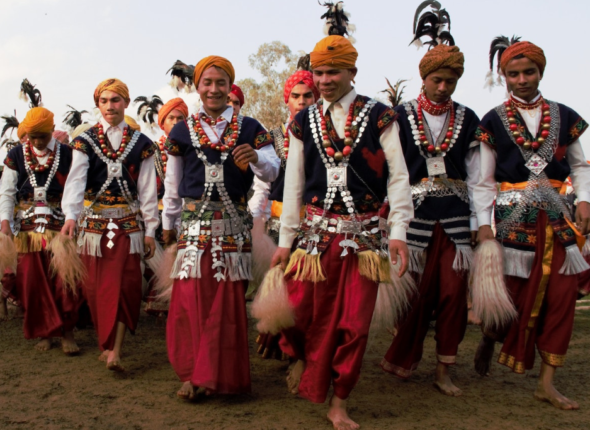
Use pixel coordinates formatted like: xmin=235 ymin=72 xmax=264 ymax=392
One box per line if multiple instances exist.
xmin=154 ymin=244 xmax=178 ymax=304
xmin=0 ymin=232 xmax=17 ymax=275
xmin=47 ymin=235 xmax=86 ymax=295
xmin=358 ymin=250 xmax=391 ymax=282
xmin=284 ymin=248 xmax=326 ymax=282
xmin=14 ymin=230 xmax=58 ymax=253
xmin=251 ymin=265 xmax=294 ymax=335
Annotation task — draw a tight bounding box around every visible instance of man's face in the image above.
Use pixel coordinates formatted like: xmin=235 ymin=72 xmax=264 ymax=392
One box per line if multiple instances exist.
xmin=504 ymin=57 xmax=542 ymax=102
xmin=423 ymin=68 xmax=459 ymax=103
xmin=227 ymin=92 xmax=241 ymax=115
xmin=312 ymin=66 xmax=356 ymax=102
xmin=287 ymin=83 xmax=316 ymax=119
xmin=197 ymin=67 xmax=231 ymax=116
xmin=163 ymin=109 xmax=186 ymax=137
xmin=28 ymin=131 xmax=54 ymax=151
xmin=98 ymin=90 xmax=130 ymax=127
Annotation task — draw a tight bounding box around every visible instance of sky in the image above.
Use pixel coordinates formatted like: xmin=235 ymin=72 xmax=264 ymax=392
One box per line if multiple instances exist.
xmin=1 ymin=0 xmax=589 ymax=154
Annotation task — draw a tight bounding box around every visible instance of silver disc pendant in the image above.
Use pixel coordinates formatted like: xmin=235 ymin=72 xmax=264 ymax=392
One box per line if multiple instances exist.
xmin=426 ymin=156 xmax=446 ymax=177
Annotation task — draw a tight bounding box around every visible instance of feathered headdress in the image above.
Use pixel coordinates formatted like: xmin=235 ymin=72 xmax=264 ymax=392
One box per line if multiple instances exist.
xmin=410 ymin=1 xmax=453 ymax=50
xmin=167 ymin=60 xmax=196 ymax=93
xmin=134 ymin=95 xmax=163 ymax=132
xmin=320 ymin=1 xmax=356 ymax=43
xmin=19 ymin=79 xmax=43 ymax=108
xmin=381 ymin=78 xmax=408 ymax=109
xmin=297 ymin=54 xmax=312 ymax=72
xmin=484 ymin=35 xmax=522 ymax=90
xmin=62 ymin=105 xmax=89 ymax=133
xmin=1 ymin=113 xmax=20 ymax=150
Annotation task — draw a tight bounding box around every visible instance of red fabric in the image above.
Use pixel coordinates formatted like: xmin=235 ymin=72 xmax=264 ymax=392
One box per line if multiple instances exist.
xmin=166 ymin=243 xmax=251 ymax=394
xmin=279 ymin=237 xmax=378 ymax=403
xmin=283 ymin=70 xmax=319 ymax=104
xmin=230 ymin=84 xmax=245 ymax=107
xmin=382 ymin=223 xmax=468 ymax=377
xmin=500 ymin=211 xmax=578 ymax=371
xmin=80 ymin=231 xmax=142 ymax=351
xmin=3 ymin=251 xmax=81 ymax=338
xmin=578 ymin=255 xmax=590 ymax=298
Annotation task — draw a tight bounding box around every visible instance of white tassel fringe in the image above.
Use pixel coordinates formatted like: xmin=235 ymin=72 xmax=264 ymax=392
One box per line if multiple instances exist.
xmin=128 ymin=232 xmax=145 ymax=254
xmin=77 ymin=232 xmax=102 ymax=257
xmin=408 ymin=247 xmax=426 ymax=274
xmin=503 ymin=247 xmax=535 ymax=278
xmin=452 ymin=245 xmax=474 ymax=272
xmin=559 ymin=245 xmax=590 ymax=275
xmin=470 ymin=240 xmax=518 ymax=330
xmin=251 ymin=265 xmax=294 ymax=335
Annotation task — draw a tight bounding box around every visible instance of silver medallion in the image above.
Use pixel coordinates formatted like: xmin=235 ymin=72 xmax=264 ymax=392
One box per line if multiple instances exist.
xmin=33 ymin=187 xmax=47 ymax=202
xmin=108 ymin=162 xmax=123 ymax=179
xmin=327 ymin=167 xmax=347 ymax=187
xmin=205 ymin=164 xmax=224 ymax=183
xmin=426 ymin=156 xmax=446 ymax=176
xmin=525 ymin=153 xmax=548 ymax=176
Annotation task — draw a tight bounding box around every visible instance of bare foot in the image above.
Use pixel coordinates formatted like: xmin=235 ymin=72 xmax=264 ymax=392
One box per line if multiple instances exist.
xmin=534 ymin=385 xmax=579 ymax=410
xmin=434 ymin=362 xmax=462 ymax=397
xmin=106 ymin=350 xmax=124 ymax=372
xmin=327 ymin=395 xmax=359 ymax=430
xmin=98 ymin=350 xmax=110 ymax=362
xmin=0 ymin=298 xmax=8 ymax=321
xmin=61 ymin=330 xmax=80 ymax=355
xmin=35 ymin=338 xmax=52 ymax=351
xmin=286 ymin=360 xmax=305 ymax=395
xmin=474 ymin=336 xmax=495 ymax=376
xmin=177 ymin=381 xmax=196 ymax=400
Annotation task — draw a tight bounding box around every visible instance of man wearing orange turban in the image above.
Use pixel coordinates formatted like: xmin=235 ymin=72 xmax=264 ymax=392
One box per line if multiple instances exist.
xmin=475 ymin=38 xmax=590 ymax=410
xmin=381 ymin=4 xmax=482 ymax=399
xmin=1 ymin=106 xmax=83 ymax=354
xmin=162 ymin=55 xmax=279 ymax=400
xmin=272 ymin=26 xmax=413 ymax=427
xmin=61 ymin=78 xmax=159 ymax=373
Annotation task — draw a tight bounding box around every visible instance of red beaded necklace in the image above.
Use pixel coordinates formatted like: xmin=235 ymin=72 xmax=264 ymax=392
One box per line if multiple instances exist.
xmin=320 ymin=102 xmax=355 ymax=161
xmin=24 ymin=141 xmax=55 ymax=172
xmin=158 ymin=135 xmax=168 ymax=173
xmin=282 ymin=124 xmax=290 ymax=159
xmin=194 ymin=113 xmax=238 ymax=152
xmin=97 ymin=123 xmax=131 ymax=160
xmin=505 ymin=97 xmax=551 ymax=151
xmin=416 ymin=95 xmax=455 ymax=154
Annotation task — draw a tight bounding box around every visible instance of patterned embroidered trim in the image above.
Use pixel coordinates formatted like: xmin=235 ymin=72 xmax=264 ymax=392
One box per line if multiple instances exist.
xmin=569 ymin=116 xmax=588 ymax=145
xmin=498 ymin=352 xmax=526 ymax=374
xmin=475 ymin=125 xmax=496 ymax=148
xmin=539 ymin=350 xmax=567 ymax=367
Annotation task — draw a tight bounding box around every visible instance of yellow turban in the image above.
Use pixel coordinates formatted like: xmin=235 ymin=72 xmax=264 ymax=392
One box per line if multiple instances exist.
xmin=125 ymin=116 xmax=141 ymax=132
xmin=419 ymin=45 xmax=465 ymax=80
xmin=158 ymin=98 xmax=189 ymax=129
xmin=17 ymin=107 xmax=54 ymax=139
xmin=310 ymin=36 xmax=358 ymax=69
xmin=193 ymin=56 xmax=235 ymax=87
xmin=94 ymin=78 xmax=130 ymax=106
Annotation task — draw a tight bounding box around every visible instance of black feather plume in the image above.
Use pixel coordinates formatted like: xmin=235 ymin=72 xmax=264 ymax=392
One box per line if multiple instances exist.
xmin=62 ymin=105 xmax=88 ymax=132
xmin=134 ymin=95 xmax=164 ymax=128
xmin=1 ymin=113 xmax=20 ymax=150
xmin=297 ymin=54 xmax=312 ymax=72
xmin=19 ymin=79 xmax=42 ymax=108
xmin=489 ymin=35 xmax=522 ymax=73
xmin=410 ymin=1 xmax=454 ymax=49
xmin=381 ymin=78 xmax=408 ymax=109
xmin=167 ymin=60 xmax=196 ymax=92
xmin=320 ymin=1 xmax=356 ymax=42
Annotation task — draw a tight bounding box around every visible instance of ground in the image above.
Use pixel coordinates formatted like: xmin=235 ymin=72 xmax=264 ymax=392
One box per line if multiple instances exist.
xmin=0 ymin=303 xmax=588 ymax=430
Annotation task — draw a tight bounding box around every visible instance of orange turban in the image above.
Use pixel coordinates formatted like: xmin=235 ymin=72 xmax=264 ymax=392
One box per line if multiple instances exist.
xmin=500 ymin=41 xmax=546 ymax=76
xmin=419 ymin=45 xmax=465 ymax=80
xmin=93 ymin=78 xmax=130 ymax=106
xmin=310 ymin=36 xmax=358 ymax=69
xmin=17 ymin=107 xmax=54 ymax=139
xmin=158 ymin=98 xmax=189 ymax=130
xmin=125 ymin=116 xmax=141 ymax=132
xmin=193 ymin=56 xmax=235 ymax=87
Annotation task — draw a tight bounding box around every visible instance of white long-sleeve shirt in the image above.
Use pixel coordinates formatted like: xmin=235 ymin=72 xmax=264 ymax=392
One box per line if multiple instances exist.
xmin=61 ymin=117 xmax=159 ymax=237
xmin=474 ymin=93 xmax=590 ymax=227
xmin=278 ymin=89 xmax=414 ymax=248
xmin=162 ymin=106 xmax=280 ymax=230
xmin=0 ymin=138 xmax=58 ymax=222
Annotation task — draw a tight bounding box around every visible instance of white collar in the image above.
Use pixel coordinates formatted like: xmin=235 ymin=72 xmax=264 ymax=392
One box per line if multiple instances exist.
xmin=511 ymin=91 xmax=542 ymax=105
xmin=47 ymin=138 xmax=56 ymax=151
xmin=322 ymin=88 xmax=357 ymax=116
xmin=99 ymin=116 xmax=126 ymax=132
xmin=199 ymin=105 xmax=234 ymax=122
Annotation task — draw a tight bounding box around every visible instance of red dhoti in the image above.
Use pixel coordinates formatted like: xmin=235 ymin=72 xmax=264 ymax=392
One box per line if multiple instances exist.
xmin=498 ymin=211 xmax=579 ymax=373
xmin=577 ymin=255 xmax=590 ymax=298
xmin=382 ymin=222 xmax=467 ymax=377
xmin=2 ymin=250 xmax=81 ymax=338
xmin=279 ymin=238 xmax=378 ymax=403
xmin=166 ymin=243 xmax=251 ymax=394
xmin=81 ymin=231 xmax=142 ymax=351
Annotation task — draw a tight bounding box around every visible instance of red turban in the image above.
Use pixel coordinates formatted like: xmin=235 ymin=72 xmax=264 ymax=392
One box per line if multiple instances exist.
xmin=283 ymin=70 xmax=320 ymax=104
xmin=17 ymin=107 xmax=54 ymax=139
xmin=193 ymin=56 xmax=235 ymax=87
xmin=419 ymin=45 xmax=465 ymax=80
xmin=94 ymin=78 xmax=130 ymax=106
xmin=230 ymin=85 xmax=245 ymax=107
xmin=158 ymin=98 xmax=189 ymax=130
xmin=310 ymin=36 xmax=358 ymax=69
xmin=500 ymin=41 xmax=546 ymax=76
